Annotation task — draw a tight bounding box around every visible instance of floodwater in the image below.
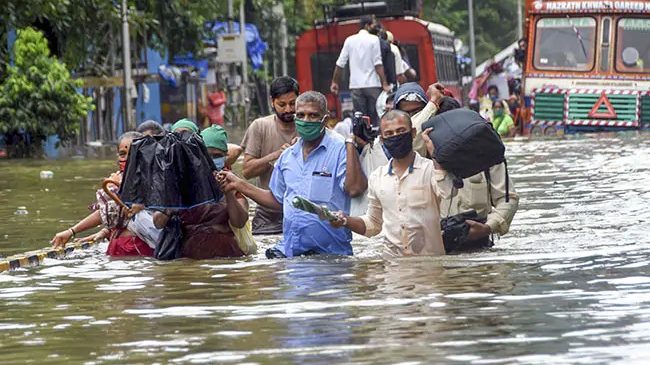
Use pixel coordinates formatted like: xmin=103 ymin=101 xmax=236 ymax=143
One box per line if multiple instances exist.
xmin=1 ymin=133 xmax=650 ymax=364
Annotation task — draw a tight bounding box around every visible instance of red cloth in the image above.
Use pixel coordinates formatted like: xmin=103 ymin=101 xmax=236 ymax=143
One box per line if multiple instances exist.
xmin=179 ymin=202 xmax=244 ymax=259
xmin=106 ymin=234 xmax=154 ymax=257
xmin=206 ymin=91 xmax=226 ymax=125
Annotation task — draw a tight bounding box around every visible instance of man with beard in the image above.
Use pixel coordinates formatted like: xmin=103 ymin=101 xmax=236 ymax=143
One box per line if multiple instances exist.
xmin=241 ymin=76 xmax=299 ymax=235
xmin=221 ymin=91 xmax=367 ymax=258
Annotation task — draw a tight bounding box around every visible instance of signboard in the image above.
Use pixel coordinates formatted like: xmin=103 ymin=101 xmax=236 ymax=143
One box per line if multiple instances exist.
xmin=531 ymin=1 xmax=650 ymax=13
xmin=216 ymin=34 xmax=247 ymax=64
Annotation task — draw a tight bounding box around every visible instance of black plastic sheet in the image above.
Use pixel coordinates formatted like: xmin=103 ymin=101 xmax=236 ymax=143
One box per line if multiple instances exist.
xmin=119 ymin=131 xmax=222 ymax=209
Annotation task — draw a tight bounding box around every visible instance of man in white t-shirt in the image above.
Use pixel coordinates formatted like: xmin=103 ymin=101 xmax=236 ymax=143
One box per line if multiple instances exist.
xmin=331 ymin=15 xmax=390 ymax=127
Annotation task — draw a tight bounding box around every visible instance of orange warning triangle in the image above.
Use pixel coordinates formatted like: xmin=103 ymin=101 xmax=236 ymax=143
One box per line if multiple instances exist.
xmin=588 ymin=92 xmax=617 ymax=119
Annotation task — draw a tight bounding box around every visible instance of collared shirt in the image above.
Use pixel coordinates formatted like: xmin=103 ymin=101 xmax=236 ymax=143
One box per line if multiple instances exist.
xmin=360 ymin=153 xmax=454 ymax=256
xmin=440 ymin=162 xmax=519 ymax=236
xmin=269 ymin=130 xmax=352 ymax=257
xmin=335 ymin=29 xmax=383 ymax=89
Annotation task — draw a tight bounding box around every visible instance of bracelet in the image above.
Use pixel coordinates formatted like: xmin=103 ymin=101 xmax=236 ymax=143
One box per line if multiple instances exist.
xmin=69 ymin=228 xmax=76 ymax=238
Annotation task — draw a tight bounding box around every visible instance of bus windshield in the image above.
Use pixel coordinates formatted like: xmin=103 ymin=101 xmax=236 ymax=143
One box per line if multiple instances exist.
xmin=616 ymin=18 xmax=650 ymax=73
xmin=534 ymin=17 xmax=597 ymax=71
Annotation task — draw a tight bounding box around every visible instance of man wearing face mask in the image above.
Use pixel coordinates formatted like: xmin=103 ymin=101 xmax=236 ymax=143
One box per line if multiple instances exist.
xmin=241 ymin=76 xmax=299 ymax=235
xmin=329 ymin=110 xmax=454 ymax=256
xmin=220 ymin=91 xmax=367 ymax=258
xmin=393 ymin=82 xmax=455 ymax=157
xmin=201 ymin=125 xmax=234 ymax=170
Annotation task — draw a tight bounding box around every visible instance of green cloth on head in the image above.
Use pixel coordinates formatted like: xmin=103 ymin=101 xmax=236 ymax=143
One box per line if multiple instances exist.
xmin=492 ymin=114 xmax=515 ymax=136
xmin=171 ymin=118 xmax=199 ymax=133
xmin=200 ymin=125 xmax=228 ymax=152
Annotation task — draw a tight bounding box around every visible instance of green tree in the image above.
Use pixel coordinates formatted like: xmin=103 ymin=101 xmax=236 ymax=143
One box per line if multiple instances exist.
xmin=0 ymin=28 xmax=94 ymax=154
xmin=1 ymin=0 xmax=228 ymax=77
xmin=423 ymin=0 xmax=520 ymax=64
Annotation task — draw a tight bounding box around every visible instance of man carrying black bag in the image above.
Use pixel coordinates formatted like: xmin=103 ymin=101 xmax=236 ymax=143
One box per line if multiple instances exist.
xmin=417 ymin=97 xmax=519 ymax=254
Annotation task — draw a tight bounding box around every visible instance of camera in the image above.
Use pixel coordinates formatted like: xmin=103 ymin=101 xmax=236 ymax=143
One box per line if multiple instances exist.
xmin=352 ymin=112 xmax=379 ymax=143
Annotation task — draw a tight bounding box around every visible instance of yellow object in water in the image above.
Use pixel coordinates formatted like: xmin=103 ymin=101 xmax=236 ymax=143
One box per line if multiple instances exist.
xmin=0 ymin=240 xmax=99 ymax=273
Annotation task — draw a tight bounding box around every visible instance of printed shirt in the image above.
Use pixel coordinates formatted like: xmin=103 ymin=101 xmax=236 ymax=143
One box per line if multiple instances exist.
xmin=360 ymin=153 xmax=454 ymax=256
xmin=269 ymin=130 xmax=352 ymax=257
xmin=335 ymin=29 xmax=383 ymax=89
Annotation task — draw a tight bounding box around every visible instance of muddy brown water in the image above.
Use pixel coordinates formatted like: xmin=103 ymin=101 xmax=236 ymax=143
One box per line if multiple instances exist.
xmin=1 ymin=133 xmax=650 ymax=364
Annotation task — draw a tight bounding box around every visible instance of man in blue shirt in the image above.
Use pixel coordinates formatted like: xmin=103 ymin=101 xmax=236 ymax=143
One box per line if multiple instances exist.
xmin=218 ymin=91 xmax=367 ymax=258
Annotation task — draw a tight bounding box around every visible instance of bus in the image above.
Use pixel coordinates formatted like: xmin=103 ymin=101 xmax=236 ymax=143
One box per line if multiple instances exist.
xmin=520 ymin=0 xmax=650 ymax=136
xmin=295 ymin=2 xmax=462 ymax=120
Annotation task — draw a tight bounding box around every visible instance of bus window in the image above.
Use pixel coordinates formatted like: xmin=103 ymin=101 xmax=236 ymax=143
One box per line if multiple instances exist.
xmin=310 ymin=52 xmax=350 ymax=94
xmin=401 ymin=44 xmax=420 ymax=82
xmin=533 ymin=17 xmax=597 ymax=71
xmin=616 ymin=18 xmax=650 ymax=73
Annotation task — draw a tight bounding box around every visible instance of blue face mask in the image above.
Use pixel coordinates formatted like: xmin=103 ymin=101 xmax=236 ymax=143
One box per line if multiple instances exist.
xmin=212 ymin=157 xmax=226 ymax=170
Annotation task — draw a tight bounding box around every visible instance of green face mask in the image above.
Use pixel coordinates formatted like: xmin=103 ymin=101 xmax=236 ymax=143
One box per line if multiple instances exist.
xmin=295 ymin=118 xmax=325 ymax=142
xmin=494 ymin=109 xmax=504 ymax=118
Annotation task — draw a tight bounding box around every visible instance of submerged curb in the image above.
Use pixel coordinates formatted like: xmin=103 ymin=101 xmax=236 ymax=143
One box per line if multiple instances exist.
xmin=0 ymin=241 xmax=100 ymax=273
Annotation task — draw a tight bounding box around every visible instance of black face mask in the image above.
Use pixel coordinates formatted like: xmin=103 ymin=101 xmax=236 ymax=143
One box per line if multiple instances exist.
xmin=382 ymin=131 xmax=413 ymax=160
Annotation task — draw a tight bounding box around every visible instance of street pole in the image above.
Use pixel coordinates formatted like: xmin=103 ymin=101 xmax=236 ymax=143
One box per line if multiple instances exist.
xmin=227 ymin=0 xmax=234 ymax=33
xmin=517 ymin=0 xmax=523 ymax=39
xmin=121 ymin=0 xmax=134 ymax=131
xmin=468 ymin=0 xmax=477 ymax=78
xmin=240 ymin=0 xmax=249 ymax=127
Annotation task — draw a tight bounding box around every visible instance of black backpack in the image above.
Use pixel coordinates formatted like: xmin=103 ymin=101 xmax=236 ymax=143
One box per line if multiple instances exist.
xmin=421 ymin=108 xmax=510 ymax=202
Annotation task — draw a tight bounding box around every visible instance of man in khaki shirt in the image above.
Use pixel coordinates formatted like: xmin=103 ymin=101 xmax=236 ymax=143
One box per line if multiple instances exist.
xmin=395 ymin=83 xmax=518 ymax=246
xmin=331 ymin=110 xmax=454 ymax=256
xmin=441 ymin=163 xmax=519 ymax=240
xmin=241 ymin=77 xmax=298 ymax=234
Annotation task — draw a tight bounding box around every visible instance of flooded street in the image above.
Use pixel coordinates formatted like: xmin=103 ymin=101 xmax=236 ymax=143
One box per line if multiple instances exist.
xmin=1 ymin=133 xmax=650 ymax=364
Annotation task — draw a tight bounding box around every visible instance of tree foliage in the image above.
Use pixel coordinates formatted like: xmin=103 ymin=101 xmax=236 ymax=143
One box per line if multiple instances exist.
xmin=423 ymin=0 xmax=521 ymax=64
xmin=0 ymin=0 xmax=228 ymax=76
xmin=0 ymin=28 xmax=94 ymax=144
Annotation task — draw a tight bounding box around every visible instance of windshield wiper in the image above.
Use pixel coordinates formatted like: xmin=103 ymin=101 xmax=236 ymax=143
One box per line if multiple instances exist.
xmin=567 ymin=15 xmax=589 ymax=60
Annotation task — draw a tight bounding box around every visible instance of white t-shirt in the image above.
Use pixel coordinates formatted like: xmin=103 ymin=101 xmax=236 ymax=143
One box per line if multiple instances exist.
xmin=335 ymin=30 xmax=383 ymax=89
xmin=333 ymin=118 xmax=353 ymax=140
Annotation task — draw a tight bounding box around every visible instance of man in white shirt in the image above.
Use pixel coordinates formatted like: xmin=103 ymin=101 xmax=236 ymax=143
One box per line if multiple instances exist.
xmin=386 ymin=31 xmax=406 ymax=85
xmin=330 ymin=110 xmax=454 ymax=256
xmin=330 ymin=15 xmax=390 ymax=127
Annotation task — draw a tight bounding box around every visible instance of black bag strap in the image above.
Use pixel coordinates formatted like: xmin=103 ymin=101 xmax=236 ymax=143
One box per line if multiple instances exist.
xmin=484 ymin=168 xmax=494 ymax=207
xmin=504 ymin=159 xmax=510 ymax=203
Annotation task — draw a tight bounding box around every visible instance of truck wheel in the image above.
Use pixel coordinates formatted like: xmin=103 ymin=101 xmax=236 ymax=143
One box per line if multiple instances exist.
xmin=543 ymin=126 xmax=558 ymax=136
xmin=530 ymin=126 xmax=543 ymax=136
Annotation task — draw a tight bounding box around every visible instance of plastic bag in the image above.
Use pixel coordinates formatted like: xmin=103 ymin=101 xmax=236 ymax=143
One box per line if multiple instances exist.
xmin=119 ymin=131 xmax=222 ymax=209
xmin=229 ymin=220 xmax=257 ymax=255
xmin=127 ymin=210 xmax=162 ymax=249
xmin=154 ymin=215 xmax=184 ymax=260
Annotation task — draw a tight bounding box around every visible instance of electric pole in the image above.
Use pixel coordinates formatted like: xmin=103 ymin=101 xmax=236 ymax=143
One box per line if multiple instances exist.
xmin=517 ymin=0 xmax=523 ymax=39
xmin=468 ymin=0 xmax=477 ymax=78
xmin=121 ymin=0 xmax=134 ymax=131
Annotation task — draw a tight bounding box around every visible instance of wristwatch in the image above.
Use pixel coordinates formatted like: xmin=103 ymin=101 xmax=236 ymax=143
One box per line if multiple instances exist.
xmin=345 ymin=138 xmax=358 ymax=148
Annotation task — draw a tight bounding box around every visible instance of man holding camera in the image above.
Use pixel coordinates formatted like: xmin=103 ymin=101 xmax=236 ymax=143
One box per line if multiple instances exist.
xmin=330 ymin=110 xmax=454 ymax=256
xmin=393 ymin=83 xmax=519 ymax=251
